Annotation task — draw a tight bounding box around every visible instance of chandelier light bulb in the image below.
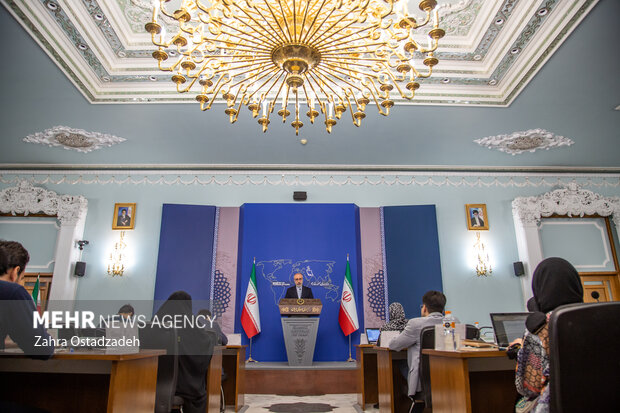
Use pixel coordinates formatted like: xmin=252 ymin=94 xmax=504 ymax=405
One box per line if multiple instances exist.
xmin=146 ymin=0 xmax=444 ymax=134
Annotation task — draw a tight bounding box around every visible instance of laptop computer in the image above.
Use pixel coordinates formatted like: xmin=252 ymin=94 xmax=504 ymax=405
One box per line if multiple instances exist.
xmin=365 ymin=328 xmax=380 ymax=345
xmin=490 ymin=312 xmax=530 ymax=349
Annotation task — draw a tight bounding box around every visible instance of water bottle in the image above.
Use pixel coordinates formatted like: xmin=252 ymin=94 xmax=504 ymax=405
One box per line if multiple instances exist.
xmin=443 ymin=311 xmax=456 ymax=350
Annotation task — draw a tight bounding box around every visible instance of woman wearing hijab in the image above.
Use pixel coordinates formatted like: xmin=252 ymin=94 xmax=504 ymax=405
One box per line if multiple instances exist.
xmin=514 ymin=257 xmax=583 ymax=413
xmin=154 ymin=291 xmax=217 ymax=413
xmin=380 ymin=302 xmax=408 ymax=332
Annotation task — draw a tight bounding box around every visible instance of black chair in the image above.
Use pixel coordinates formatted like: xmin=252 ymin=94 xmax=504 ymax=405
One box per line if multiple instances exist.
xmin=548 ymin=302 xmax=620 ymax=413
xmin=139 ymin=324 xmax=184 ymax=413
xmin=412 ymin=324 xmax=480 ymax=411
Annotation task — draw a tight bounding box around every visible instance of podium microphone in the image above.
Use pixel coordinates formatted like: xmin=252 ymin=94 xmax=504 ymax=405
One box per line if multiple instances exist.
xmin=591 ymin=291 xmax=600 ymax=302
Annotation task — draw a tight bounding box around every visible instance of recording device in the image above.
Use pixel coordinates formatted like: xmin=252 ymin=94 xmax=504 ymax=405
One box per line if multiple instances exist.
xmin=591 ymin=291 xmax=600 ymax=302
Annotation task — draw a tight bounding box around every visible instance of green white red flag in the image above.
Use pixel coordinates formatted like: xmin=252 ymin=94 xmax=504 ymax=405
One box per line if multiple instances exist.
xmin=31 ymin=275 xmax=41 ymax=314
xmin=338 ymin=257 xmax=359 ymax=336
xmin=240 ymin=259 xmax=261 ymax=338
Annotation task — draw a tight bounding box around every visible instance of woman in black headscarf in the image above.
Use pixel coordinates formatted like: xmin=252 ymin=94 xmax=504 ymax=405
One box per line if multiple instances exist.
xmin=380 ymin=302 xmax=408 ymax=332
xmin=514 ymin=257 xmax=583 ymax=413
xmin=155 ymin=291 xmax=216 ymax=413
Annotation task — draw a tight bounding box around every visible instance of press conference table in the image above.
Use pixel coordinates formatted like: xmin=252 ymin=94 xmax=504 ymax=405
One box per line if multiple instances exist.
xmin=0 ymin=349 xmax=164 ymax=413
xmin=422 ymin=348 xmax=517 ymax=413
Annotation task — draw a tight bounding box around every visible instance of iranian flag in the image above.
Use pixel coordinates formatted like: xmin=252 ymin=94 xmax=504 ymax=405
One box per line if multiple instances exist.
xmin=31 ymin=275 xmax=42 ymax=314
xmin=338 ymin=257 xmax=359 ymax=336
xmin=240 ymin=259 xmax=261 ymax=338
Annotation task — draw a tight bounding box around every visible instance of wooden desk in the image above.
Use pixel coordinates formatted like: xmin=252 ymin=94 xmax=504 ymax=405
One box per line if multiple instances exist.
xmin=222 ymin=345 xmax=246 ymax=412
xmin=376 ymin=347 xmax=411 ymax=413
xmin=356 ymin=344 xmax=378 ymax=410
xmin=0 ymin=349 xmax=163 ymax=413
xmin=422 ymin=349 xmax=516 ymax=413
xmin=206 ymin=346 xmax=223 ymax=413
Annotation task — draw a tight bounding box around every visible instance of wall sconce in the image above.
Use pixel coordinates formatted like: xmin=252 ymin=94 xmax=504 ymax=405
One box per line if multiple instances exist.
xmin=473 ymin=232 xmax=492 ymax=276
xmin=108 ymin=231 xmax=127 ymax=276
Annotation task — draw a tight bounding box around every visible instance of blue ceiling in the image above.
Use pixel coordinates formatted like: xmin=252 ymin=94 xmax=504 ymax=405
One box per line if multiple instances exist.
xmin=0 ymin=0 xmax=618 ymax=170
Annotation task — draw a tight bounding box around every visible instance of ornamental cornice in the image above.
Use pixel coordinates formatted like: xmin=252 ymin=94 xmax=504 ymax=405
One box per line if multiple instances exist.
xmin=512 ymin=183 xmax=620 ymax=227
xmin=0 ymin=180 xmax=88 ymax=225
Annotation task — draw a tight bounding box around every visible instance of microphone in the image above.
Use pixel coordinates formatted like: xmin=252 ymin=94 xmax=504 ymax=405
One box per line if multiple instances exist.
xmin=591 ymin=291 xmax=600 ymax=302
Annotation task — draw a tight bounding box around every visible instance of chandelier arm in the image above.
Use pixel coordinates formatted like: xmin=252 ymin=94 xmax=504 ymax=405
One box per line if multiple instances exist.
xmin=300 ymin=0 xmax=338 ymax=44
xmin=307 ymin=71 xmax=344 ymax=104
xmin=210 ymin=57 xmax=272 ymax=74
xmin=312 ymin=21 xmax=376 ymax=50
xmin=230 ymin=3 xmax=288 ymax=46
xmin=210 ymin=21 xmax=278 ymax=50
xmin=300 ymin=0 xmax=329 ymax=44
xmin=292 ymin=0 xmax=298 ymax=42
xmin=157 ymin=1 xmax=177 ymax=20
xmin=318 ymin=64 xmax=367 ymax=89
xmin=270 ymin=73 xmax=289 ymax=113
xmin=382 ymin=69 xmax=412 ymax=100
xmin=345 ymin=95 xmax=361 ymax=127
xmin=304 ymin=73 xmax=330 ymax=113
xmin=249 ymin=70 xmax=286 ymax=103
xmin=224 ymin=64 xmax=276 ymax=90
xmin=210 ymin=73 xmax=233 ymax=102
xmin=249 ymin=2 xmax=291 ymax=45
xmin=308 ymin=2 xmax=363 ymax=48
xmin=320 ymin=41 xmax=386 ymax=54
xmin=261 ymin=0 xmax=293 ymax=43
xmin=297 ymin=0 xmax=314 ymax=43
xmin=362 ymin=79 xmax=389 ymax=116
xmin=320 ymin=57 xmax=383 ymax=72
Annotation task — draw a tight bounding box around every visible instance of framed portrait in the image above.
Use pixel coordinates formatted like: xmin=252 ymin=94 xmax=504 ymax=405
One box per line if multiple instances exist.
xmin=466 ymin=204 xmax=489 ymax=231
xmin=112 ymin=203 xmax=136 ymax=230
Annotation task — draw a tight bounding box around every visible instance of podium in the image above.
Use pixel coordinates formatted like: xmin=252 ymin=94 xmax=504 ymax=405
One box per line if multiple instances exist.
xmin=278 ymin=298 xmax=322 ymax=366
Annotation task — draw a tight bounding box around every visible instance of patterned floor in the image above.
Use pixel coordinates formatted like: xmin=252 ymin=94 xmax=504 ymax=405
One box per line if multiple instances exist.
xmin=227 ymin=394 xmax=379 ymax=413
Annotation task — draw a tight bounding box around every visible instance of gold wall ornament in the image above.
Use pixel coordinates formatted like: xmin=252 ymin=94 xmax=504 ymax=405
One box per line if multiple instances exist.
xmin=146 ymin=0 xmax=443 ymax=134
xmin=108 ymin=231 xmax=127 ymax=276
xmin=473 ymin=232 xmax=492 ymax=277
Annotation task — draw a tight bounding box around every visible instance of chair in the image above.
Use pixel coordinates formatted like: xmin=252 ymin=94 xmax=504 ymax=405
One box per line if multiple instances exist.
xmin=548 ymin=302 xmax=620 ymax=413
xmin=413 ymin=324 xmax=480 ymax=411
xmin=139 ymin=324 xmax=184 ymax=413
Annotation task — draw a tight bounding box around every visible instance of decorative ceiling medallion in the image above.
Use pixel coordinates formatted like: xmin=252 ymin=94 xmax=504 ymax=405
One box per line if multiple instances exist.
xmin=474 ymin=128 xmax=573 ymax=155
xmin=23 ymin=126 xmax=126 ymax=153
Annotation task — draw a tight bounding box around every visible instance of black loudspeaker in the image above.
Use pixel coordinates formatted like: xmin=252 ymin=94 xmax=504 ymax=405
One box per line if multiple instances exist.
xmin=513 ymin=261 xmax=525 ymax=277
xmin=74 ymin=261 xmax=86 ymax=277
xmin=293 ymin=191 xmax=307 ymax=201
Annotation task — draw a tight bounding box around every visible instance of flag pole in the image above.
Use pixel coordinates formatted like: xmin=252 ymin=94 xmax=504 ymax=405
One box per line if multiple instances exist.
xmin=347 ymin=333 xmax=355 ymax=362
xmin=247 ymin=336 xmax=258 ymax=362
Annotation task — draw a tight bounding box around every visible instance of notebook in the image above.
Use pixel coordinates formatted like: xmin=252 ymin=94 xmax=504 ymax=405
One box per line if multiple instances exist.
xmin=365 ymin=328 xmax=380 ymax=345
xmin=490 ymin=312 xmax=530 ymax=348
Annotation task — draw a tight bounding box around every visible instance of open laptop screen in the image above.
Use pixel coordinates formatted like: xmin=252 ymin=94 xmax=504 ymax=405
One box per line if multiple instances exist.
xmin=365 ymin=328 xmax=380 ymax=344
xmin=490 ymin=313 xmax=530 ymax=347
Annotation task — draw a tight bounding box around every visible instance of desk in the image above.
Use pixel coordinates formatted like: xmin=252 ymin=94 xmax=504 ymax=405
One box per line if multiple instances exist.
xmin=376 ymin=347 xmax=410 ymax=413
xmin=422 ymin=349 xmax=516 ymax=413
xmin=356 ymin=344 xmax=378 ymax=410
xmin=0 ymin=349 xmax=163 ymax=413
xmin=206 ymin=346 xmax=223 ymax=413
xmin=222 ymin=345 xmax=246 ymax=411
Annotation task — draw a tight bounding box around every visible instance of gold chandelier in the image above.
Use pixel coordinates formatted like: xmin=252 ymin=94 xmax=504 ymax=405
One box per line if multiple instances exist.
xmin=146 ymin=0 xmax=444 ymax=134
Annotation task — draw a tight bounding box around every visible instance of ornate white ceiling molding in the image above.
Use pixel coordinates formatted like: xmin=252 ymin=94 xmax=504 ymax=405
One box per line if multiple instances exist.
xmin=1 ymin=0 xmax=599 ymax=106
xmin=23 ymin=126 xmax=126 ymax=153
xmin=0 ymin=180 xmax=88 ymax=225
xmin=512 ymin=183 xmax=620 ymax=233
xmin=474 ymin=128 xmax=573 ymax=155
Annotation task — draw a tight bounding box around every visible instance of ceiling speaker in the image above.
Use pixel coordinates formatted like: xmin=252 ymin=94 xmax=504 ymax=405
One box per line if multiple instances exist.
xmin=293 ymin=191 xmax=307 ymax=201
xmin=513 ymin=261 xmax=525 ymax=277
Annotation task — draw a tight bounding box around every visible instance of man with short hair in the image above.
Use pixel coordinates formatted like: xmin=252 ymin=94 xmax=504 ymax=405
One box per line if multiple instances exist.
xmin=284 ymin=272 xmax=314 ymax=299
xmin=389 ymin=290 xmax=447 ymax=402
xmin=0 ymin=241 xmax=53 ymax=358
xmin=117 ymin=303 xmax=135 ymax=319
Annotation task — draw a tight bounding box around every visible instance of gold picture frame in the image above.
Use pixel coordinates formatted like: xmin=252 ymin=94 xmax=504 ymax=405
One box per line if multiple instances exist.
xmin=112 ymin=203 xmax=136 ymax=230
xmin=466 ymin=204 xmax=489 ymax=231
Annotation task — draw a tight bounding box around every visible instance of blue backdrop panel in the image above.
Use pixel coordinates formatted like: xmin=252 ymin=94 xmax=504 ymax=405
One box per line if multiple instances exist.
xmin=153 ymin=204 xmax=216 ymax=313
xmin=383 ymin=205 xmax=443 ymax=318
xmin=235 ymin=203 xmax=363 ymax=362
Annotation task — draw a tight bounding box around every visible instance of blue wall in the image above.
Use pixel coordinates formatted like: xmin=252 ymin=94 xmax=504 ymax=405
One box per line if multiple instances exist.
xmin=153 ymin=204 xmax=216 ymax=313
xmin=235 ymin=203 xmax=363 ymax=362
xmin=383 ymin=205 xmax=443 ymax=318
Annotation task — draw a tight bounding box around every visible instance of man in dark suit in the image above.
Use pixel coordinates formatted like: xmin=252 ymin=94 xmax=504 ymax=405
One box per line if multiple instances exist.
xmin=284 ymin=272 xmax=314 ymax=299
xmin=470 ymin=209 xmax=485 ymax=227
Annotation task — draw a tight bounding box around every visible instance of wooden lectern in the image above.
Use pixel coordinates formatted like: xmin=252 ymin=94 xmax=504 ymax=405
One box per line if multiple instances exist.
xmin=278 ymin=298 xmax=322 ymax=366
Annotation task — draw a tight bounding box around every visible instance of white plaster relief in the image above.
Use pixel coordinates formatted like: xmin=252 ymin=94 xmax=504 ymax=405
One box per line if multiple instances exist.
xmin=475 ymin=129 xmax=574 ymax=155
xmin=0 ymin=180 xmax=88 ymax=225
xmin=23 ymin=126 xmax=126 ymax=153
